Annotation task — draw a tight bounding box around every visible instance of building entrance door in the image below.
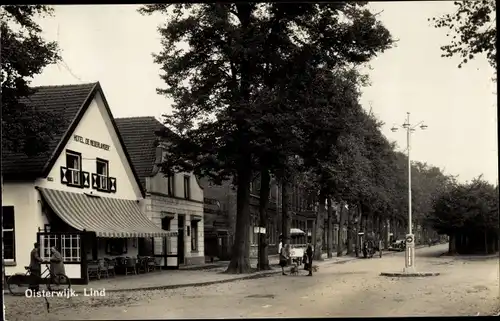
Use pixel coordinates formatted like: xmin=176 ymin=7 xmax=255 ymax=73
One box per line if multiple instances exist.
xmin=178 ymin=215 xmax=185 ymax=264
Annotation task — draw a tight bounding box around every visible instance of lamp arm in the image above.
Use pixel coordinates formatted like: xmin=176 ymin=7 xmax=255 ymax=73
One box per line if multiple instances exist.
xmin=411 ymin=121 xmax=425 ymax=130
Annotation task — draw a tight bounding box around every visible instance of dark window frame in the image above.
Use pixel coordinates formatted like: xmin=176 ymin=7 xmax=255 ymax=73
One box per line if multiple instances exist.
xmin=2 ymin=206 xmax=16 ymax=262
xmin=65 ymin=150 xmax=82 ymax=186
xmin=167 ymin=173 xmax=174 ymax=196
xmin=96 ymin=158 xmax=109 ymax=191
xmin=191 ymin=220 xmax=198 ymax=252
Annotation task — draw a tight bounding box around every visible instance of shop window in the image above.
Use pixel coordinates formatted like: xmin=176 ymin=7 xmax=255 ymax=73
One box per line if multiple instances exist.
xmin=250 ymin=217 xmax=258 ymax=245
xmin=40 ymin=234 xmax=81 ymax=263
xmin=66 ymin=151 xmax=81 ymax=186
xmin=105 ymin=239 xmax=128 ymax=255
xmin=2 ymin=206 xmax=15 ymax=261
xmin=96 ymin=158 xmax=109 ymax=190
xmin=191 ymin=221 xmax=198 ymax=251
xmin=40 ymin=234 xmax=58 ymax=262
xmin=184 ymin=175 xmax=191 ymax=199
xmin=162 ymin=216 xmax=174 ymax=254
xmin=269 ymin=221 xmax=277 ymax=245
xmin=61 ymin=234 xmax=81 ymax=262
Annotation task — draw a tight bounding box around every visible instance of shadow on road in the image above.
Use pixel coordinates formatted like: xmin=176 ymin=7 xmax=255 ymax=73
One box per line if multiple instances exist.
xmin=444 ymin=254 xmax=499 ymax=262
xmin=416 ymin=244 xmax=499 ymax=262
xmin=415 ymin=243 xmax=449 ymax=258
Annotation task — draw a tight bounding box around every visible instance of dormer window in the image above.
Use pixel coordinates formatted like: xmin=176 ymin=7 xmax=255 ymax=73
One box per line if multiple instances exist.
xmin=66 ymin=151 xmax=81 ymax=186
xmin=96 ymin=159 xmax=109 ymax=190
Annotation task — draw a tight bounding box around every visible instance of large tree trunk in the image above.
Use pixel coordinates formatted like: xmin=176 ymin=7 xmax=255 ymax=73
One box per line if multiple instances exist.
xmin=448 ymin=233 xmax=456 ymax=255
xmin=377 ymin=215 xmax=383 ymax=241
xmin=226 ymin=163 xmax=253 ymax=274
xmin=484 ymin=230 xmax=488 ymax=255
xmin=385 ymin=218 xmax=391 ymax=249
xmin=355 ymin=204 xmax=363 ymax=256
xmin=314 ymin=191 xmax=326 ymax=260
xmin=326 ymin=198 xmax=333 ymax=258
xmin=258 ymin=168 xmax=272 ymax=270
xmin=346 ymin=206 xmax=353 ymax=255
xmin=281 ymin=176 xmax=291 ymax=264
xmin=337 ymin=202 xmax=347 ymax=257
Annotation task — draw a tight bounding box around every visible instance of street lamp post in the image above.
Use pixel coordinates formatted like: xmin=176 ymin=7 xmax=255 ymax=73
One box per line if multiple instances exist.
xmin=391 ymin=112 xmax=427 ymax=273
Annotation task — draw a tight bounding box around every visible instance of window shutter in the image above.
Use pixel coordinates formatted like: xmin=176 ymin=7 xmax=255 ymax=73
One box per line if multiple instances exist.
xmin=60 ymin=167 xmax=69 ymax=184
xmin=92 ymin=173 xmax=98 ymax=189
xmin=82 ymin=172 xmax=90 ymax=188
xmin=109 ymin=177 xmax=117 ymax=193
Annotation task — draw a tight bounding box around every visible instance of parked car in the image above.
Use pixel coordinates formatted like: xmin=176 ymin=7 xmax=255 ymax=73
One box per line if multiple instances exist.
xmin=390 ymin=239 xmax=406 ymax=251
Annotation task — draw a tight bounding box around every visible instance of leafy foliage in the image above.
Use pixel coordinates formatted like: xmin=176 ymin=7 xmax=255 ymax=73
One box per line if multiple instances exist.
xmin=1 ymin=5 xmax=63 ymax=156
xmin=429 ymin=175 xmax=498 ymax=235
xmin=430 ymin=0 xmax=496 ymax=70
xmin=141 ymin=3 xmax=393 ymax=177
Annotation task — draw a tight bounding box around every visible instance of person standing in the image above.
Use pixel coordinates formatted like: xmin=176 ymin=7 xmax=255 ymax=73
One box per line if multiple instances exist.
xmin=279 ymin=243 xmax=289 ymax=275
xmin=49 ymin=247 xmax=65 ymax=283
xmin=29 ymin=243 xmax=43 ymax=292
xmin=306 ymin=244 xmax=313 ymax=276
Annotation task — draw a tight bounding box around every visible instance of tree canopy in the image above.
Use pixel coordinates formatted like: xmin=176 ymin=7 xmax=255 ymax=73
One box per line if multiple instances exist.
xmin=1 ymin=5 xmax=63 ymax=156
xmin=429 ymin=175 xmax=498 ymax=254
xmin=140 ymin=3 xmax=393 ymax=272
xmin=430 ymin=0 xmax=496 ymax=70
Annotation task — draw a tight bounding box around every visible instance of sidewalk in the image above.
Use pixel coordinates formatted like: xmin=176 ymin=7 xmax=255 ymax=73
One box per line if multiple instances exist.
xmin=69 ymin=244 xmax=430 ymax=294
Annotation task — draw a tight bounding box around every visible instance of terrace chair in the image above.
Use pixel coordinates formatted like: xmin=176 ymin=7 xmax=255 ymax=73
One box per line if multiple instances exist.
xmin=154 ymin=257 xmax=163 ymax=270
xmin=87 ymin=260 xmax=101 ymax=280
xmin=98 ymin=259 xmax=108 ymax=278
xmin=114 ymin=257 xmax=125 ymax=274
xmin=137 ymin=257 xmax=147 ymax=273
xmin=147 ymin=257 xmax=157 ymax=272
xmin=124 ymin=258 xmax=137 ymax=275
xmin=105 ymin=258 xmax=116 ymax=277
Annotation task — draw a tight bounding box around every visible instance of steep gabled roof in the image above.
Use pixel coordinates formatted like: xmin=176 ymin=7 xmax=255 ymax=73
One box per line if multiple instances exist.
xmin=2 ymin=82 xmax=145 ymax=197
xmin=115 ymin=116 xmax=165 ymax=188
xmin=2 ymin=83 xmax=97 ymax=179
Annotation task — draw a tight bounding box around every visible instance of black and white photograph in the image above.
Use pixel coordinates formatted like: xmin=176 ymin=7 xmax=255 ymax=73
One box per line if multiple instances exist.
xmin=1 ymin=2 xmax=498 ymax=319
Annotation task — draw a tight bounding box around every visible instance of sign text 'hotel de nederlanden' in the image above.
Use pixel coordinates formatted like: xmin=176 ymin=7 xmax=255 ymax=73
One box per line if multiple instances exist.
xmin=73 ymin=135 xmax=111 ymax=151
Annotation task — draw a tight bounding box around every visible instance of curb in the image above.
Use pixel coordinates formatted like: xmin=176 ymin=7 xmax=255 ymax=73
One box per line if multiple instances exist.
xmin=72 ymin=270 xmax=282 ymax=294
xmin=380 ymin=272 xmax=440 ymax=277
xmin=179 ymin=264 xmax=223 ymax=271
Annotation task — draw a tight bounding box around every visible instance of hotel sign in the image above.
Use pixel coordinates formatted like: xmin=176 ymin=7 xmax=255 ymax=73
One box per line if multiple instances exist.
xmin=73 ymin=135 xmax=110 ymax=151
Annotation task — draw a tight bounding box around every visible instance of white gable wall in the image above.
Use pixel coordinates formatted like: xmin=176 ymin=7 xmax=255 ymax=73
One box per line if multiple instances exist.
xmin=2 ymin=182 xmax=47 ymax=275
xmin=36 ymin=91 xmax=142 ymax=200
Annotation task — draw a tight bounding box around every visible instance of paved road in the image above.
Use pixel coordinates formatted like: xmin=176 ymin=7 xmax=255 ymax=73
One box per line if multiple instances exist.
xmin=5 ymin=244 xmax=499 ymax=319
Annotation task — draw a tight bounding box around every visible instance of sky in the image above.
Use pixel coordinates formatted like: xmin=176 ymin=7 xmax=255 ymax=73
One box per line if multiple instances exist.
xmin=31 ymin=3 xmax=498 ymax=184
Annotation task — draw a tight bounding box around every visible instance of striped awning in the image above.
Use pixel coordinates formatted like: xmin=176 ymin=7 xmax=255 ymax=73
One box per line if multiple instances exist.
xmin=37 ymin=187 xmax=177 ymax=238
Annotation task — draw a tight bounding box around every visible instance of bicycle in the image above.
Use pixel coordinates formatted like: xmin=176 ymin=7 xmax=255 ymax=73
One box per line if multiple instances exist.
xmin=7 ymin=264 xmax=71 ymax=296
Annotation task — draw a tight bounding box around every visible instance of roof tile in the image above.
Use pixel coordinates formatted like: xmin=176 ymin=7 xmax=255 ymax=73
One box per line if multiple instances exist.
xmin=2 ymin=83 xmax=97 ymax=178
xmin=115 ymin=117 xmax=165 ymax=188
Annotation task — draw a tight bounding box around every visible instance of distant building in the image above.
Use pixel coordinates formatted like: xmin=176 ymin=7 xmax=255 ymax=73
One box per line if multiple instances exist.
xmin=200 ymin=174 xmax=345 ymax=259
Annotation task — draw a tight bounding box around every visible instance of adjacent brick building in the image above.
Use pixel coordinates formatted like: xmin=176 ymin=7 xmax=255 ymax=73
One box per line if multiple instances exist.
xmin=201 ymin=175 xmax=346 ymax=260
xmin=116 ymin=117 xmax=205 ymax=266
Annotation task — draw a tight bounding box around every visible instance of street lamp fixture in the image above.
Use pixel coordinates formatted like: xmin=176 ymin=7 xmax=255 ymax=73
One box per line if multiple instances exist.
xmin=390 ymin=112 xmax=428 ymax=274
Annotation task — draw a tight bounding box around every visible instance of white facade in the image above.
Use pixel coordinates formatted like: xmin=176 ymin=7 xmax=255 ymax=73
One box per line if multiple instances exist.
xmin=35 ymin=92 xmax=142 ymax=200
xmin=2 ymin=89 xmax=144 ymax=277
xmin=2 ymin=182 xmax=41 ymax=275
